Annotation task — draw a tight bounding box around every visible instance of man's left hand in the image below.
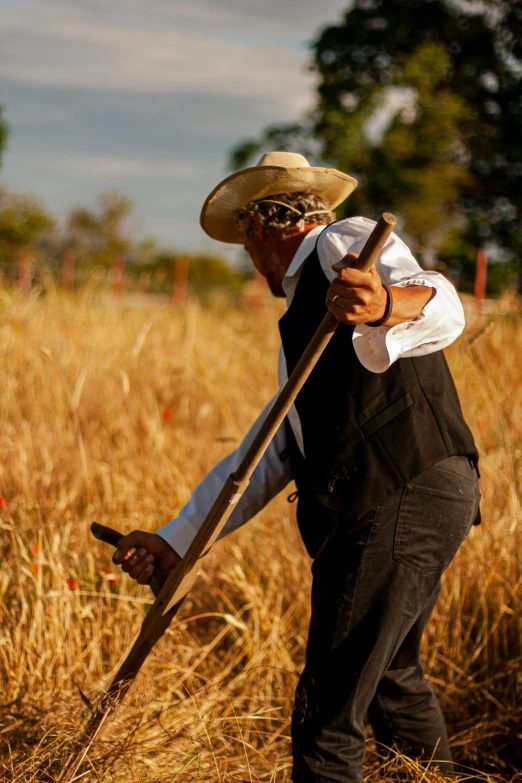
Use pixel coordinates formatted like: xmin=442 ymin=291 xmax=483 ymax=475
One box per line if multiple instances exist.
xmin=326 ymin=252 xmax=387 ymax=325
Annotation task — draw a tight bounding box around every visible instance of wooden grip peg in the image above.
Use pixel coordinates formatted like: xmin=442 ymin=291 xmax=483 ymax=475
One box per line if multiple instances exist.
xmin=90 ymin=522 xmax=165 ymax=597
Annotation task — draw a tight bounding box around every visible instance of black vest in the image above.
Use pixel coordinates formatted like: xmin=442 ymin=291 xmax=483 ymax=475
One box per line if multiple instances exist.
xmin=279 ymin=244 xmax=478 ymax=557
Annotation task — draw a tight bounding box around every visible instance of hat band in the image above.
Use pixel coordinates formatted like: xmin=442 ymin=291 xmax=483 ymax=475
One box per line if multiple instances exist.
xmin=257 ymin=199 xmax=332 ymax=220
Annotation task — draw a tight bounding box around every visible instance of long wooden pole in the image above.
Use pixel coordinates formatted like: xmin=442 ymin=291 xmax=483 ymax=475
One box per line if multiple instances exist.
xmin=172 ymin=256 xmax=189 ymax=306
xmin=61 ymin=212 xmax=397 ymax=781
xmin=62 ymin=249 xmax=76 ymax=293
xmin=113 ymin=253 xmax=126 ymax=297
xmin=18 ymin=247 xmax=31 ymax=294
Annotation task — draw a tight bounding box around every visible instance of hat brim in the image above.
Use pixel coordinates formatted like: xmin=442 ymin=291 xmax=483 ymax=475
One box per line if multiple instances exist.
xmin=200 ymin=165 xmax=358 ymax=244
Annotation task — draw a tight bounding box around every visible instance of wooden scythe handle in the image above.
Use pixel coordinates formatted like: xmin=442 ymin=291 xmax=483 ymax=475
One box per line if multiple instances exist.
xmin=62 ymin=212 xmax=397 ymax=782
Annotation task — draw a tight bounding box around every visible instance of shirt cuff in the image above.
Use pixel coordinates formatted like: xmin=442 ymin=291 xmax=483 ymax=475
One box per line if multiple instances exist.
xmin=156 ymin=516 xmax=197 ymax=559
xmin=352 ymin=280 xmax=437 ymax=373
xmin=391 ymin=279 xmax=440 ymax=352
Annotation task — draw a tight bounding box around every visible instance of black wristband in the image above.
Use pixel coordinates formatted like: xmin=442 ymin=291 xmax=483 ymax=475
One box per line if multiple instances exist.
xmin=365 ymin=284 xmax=393 ymax=327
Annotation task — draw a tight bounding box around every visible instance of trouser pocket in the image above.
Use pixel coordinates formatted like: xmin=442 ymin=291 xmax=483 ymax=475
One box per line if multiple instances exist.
xmin=393 ymin=457 xmax=480 ymax=574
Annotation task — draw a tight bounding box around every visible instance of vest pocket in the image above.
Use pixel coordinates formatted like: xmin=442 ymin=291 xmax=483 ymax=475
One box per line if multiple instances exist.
xmin=360 ymin=392 xmax=414 ymax=437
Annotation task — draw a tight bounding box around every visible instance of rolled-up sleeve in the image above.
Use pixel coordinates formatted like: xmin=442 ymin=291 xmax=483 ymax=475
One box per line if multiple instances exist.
xmin=156 ymin=395 xmax=293 ymax=557
xmin=318 ymin=217 xmax=465 ymax=373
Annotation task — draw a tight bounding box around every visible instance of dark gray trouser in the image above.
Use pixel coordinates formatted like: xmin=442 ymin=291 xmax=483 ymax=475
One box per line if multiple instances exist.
xmin=291 ymin=455 xmax=481 ymax=783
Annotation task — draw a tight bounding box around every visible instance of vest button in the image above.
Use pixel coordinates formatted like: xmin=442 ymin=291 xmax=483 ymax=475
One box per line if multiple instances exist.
xmin=327 ymin=464 xmax=356 ymax=493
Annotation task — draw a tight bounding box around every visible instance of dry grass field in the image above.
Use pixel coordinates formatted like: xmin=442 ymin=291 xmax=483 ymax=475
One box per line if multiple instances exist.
xmin=0 ymin=286 xmax=520 ymax=782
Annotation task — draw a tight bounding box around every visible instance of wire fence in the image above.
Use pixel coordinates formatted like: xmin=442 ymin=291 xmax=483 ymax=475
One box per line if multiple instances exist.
xmin=0 ymin=249 xmax=269 ymax=313
xmin=0 ymin=246 xmax=519 ymax=326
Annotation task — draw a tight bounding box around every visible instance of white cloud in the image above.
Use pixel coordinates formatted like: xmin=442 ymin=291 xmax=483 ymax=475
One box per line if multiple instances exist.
xmin=1 ymin=0 xmax=320 ymax=115
xmin=58 ymin=0 xmax=350 ymax=43
xmin=3 ymin=146 xmax=204 ymax=181
xmin=60 ymin=154 xmax=202 ymax=180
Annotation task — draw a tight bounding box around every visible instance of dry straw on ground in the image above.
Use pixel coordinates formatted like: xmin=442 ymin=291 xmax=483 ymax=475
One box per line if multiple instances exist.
xmin=0 ymin=287 xmax=520 ymax=781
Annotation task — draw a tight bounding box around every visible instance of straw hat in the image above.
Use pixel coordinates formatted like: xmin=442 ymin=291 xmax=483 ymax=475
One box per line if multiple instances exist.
xmin=200 ymin=151 xmax=358 ymax=244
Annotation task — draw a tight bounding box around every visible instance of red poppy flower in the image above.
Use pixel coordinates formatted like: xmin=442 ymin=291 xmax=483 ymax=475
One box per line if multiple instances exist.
xmin=31 ymin=543 xmax=40 ymax=555
xmin=162 ymin=408 xmax=173 ymax=422
xmin=0 ymin=498 xmax=7 ymax=509
xmin=32 ymin=565 xmax=39 ymax=575
xmin=67 ymin=578 xmax=78 ymax=590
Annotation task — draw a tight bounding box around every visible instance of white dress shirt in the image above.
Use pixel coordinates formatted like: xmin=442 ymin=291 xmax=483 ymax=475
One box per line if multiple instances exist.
xmin=157 ymin=217 xmax=465 ymax=557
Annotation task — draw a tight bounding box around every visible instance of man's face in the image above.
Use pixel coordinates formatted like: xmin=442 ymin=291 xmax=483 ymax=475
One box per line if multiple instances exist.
xmin=243 ymin=224 xmax=287 ymax=298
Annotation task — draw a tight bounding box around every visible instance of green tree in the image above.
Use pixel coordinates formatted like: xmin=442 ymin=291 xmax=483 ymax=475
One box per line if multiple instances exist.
xmin=0 ymin=186 xmax=54 ymax=260
xmin=186 ymin=254 xmax=247 ymax=297
xmin=231 ymin=0 xmax=522 ymax=256
xmin=0 ymin=105 xmax=9 ymax=170
xmin=67 ymin=190 xmax=133 ymax=266
xmin=318 ymin=41 xmax=474 ymax=249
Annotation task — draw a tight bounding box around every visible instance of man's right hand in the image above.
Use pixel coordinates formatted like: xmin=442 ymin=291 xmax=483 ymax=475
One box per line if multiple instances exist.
xmin=112 ymin=531 xmax=181 ymax=585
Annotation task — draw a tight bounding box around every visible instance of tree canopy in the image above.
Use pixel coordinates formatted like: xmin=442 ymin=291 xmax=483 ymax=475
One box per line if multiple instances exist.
xmin=67 ymin=190 xmax=134 ymax=266
xmin=231 ymin=0 xmax=522 ymax=259
xmin=0 ymin=105 xmax=8 ymax=170
xmin=0 ymin=187 xmax=54 ymax=251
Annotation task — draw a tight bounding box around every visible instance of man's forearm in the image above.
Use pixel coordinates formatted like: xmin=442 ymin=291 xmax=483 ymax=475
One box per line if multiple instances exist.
xmin=384 ymin=284 xmax=435 ymax=327
xmin=326 ymin=254 xmax=438 ymax=328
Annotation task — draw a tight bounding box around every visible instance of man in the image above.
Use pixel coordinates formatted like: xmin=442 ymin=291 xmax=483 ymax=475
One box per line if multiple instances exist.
xmin=113 ymin=152 xmax=480 ymax=782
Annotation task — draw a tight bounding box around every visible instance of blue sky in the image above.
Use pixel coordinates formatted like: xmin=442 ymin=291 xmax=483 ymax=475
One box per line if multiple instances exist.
xmin=0 ymin=0 xmax=351 ymax=259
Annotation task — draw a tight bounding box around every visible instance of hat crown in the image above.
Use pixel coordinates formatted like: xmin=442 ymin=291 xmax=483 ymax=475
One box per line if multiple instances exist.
xmin=255 ymin=151 xmax=310 ymax=169
xmin=201 ymin=150 xmax=358 ymax=243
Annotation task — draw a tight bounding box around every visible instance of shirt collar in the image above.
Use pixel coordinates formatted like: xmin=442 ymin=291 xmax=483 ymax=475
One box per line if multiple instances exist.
xmin=284 ymin=225 xmax=325 ymax=280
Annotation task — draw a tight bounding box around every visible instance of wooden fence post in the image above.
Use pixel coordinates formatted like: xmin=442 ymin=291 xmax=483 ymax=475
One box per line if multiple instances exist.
xmin=62 ymin=249 xmax=75 ymax=293
xmin=172 ymin=256 xmax=189 ymax=306
xmin=114 ymin=253 xmax=126 ymax=297
xmin=18 ymin=247 xmax=31 ymax=294
xmin=474 ymin=248 xmax=488 ymax=319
